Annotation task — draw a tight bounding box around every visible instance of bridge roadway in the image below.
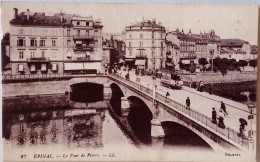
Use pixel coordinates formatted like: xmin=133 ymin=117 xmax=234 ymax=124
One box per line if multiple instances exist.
xmin=112 ymin=71 xmax=255 ymax=151
xmin=118 ymin=70 xmax=257 ymax=137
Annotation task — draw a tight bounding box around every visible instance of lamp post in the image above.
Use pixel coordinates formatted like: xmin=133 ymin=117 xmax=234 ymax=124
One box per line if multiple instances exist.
xmin=247 ymin=103 xmax=255 ymax=149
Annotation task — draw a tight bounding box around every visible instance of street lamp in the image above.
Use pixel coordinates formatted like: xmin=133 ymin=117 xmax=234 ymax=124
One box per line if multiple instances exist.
xmin=247 ymin=104 xmax=255 ymax=138
xmin=247 ymin=103 xmax=255 ymax=149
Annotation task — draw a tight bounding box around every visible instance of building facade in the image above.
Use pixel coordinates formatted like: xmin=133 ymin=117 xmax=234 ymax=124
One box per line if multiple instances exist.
xmin=125 ymin=19 xmax=166 ymax=70
xmin=9 ymin=8 xmax=103 ymax=75
xmin=220 ymin=39 xmax=251 ymax=61
xmin=165 ymin=40 xmax=180 ymax=71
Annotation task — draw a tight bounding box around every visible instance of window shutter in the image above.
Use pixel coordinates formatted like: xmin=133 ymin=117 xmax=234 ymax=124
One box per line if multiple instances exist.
xmin=16 ymin=64 xmax=19 ymax=73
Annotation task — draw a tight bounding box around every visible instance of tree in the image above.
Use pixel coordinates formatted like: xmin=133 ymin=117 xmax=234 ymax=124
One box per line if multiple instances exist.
xmin=249 ymin=59 xmax=257 ymax=70
xmin=238 ymin=60 xmax=248 ymax=70
xmin=198 ymin=58 xmax=208 ymax=68
xmin=212 ymin=57 xmax=221 ymax=68
xmin=227 ymin=59 xmax=237 ymax=67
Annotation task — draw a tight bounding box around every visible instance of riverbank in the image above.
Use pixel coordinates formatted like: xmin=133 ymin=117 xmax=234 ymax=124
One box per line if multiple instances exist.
xmin=182 ymin=71 xmax=257 ymax=84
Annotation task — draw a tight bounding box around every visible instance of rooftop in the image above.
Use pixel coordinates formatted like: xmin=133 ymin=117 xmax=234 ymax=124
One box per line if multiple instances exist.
xmin=220 ymin=39 xmax=248 ymax=47
xmin=126 ymin=20 xmax=165 ymax=30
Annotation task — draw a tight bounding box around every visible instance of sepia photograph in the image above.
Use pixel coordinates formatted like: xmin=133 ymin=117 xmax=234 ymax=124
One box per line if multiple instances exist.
xmin=0 ymin=2 xmax=258 ymax=162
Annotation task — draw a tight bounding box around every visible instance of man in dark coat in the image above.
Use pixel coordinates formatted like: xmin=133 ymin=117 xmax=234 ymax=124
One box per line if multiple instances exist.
xmin=220 ymin=101 xmax=228 ymax=115
xmin=211 ymin=107 xmax=217 ymax=124
xmin=186 ymin=97 xmax=190 ymax=109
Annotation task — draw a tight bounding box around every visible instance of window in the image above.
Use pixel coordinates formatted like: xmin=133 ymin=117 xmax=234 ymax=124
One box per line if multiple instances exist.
xmin=161 ymin=50 xmax=163 ymax=57
xmin=18 ymin=29 xmax=23 ymax=35
xmin=52 ymin=40 xmax=56 ymax=47
xmin=39 ymin=40 xmax=45 ymax=47
xmin=140 ymin=41 xmax=143 ymax=47
xmin=77 ymin=30 xmax=80 ymax=36
xmin=67 ymin=40 xmax=71 ymax=47
xmin=30 ymin=39 xmax=37 ymax=46
xmin=17 ymin=39 xmax=25 ymax=47
xmin=19 ymin=51 xmax=24 ymax=59
xmin=67 ymin=30 xmax=71 ymax=36
xmin=161 ymin=34 xmax=163 ymax=39
xmin=52 ymin=50 xmax=56 ymax=58
xmin=140 ymin=34 xmax=143 ymax=39
xmin=41 ymin=51 xmax=45 ymax=58
xmin=129 ymin=42 xmax=131 ymax=47
xmin=161 ymin=42 xmax=163 ymax=48
xmin=129 ymin=50 xmax=132 ymax=56
xmin=129 ymin=34 xmax=132 ymax=39
xmin=86 ymin=22 xmax=89 ymax=26
xmin=77 ymin=21 xmax=80 ymax=25
xmin=86 ymin=30 xmax=89 ymax=36
xmin=30 ymin=51 xmax=35 ymax=58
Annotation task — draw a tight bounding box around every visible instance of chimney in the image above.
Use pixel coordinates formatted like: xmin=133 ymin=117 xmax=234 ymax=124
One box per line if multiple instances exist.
xmin=13 ymin=8 xmax=18 ymax=19
xmin=26 ymin=9 xmax=30 ymax=21
xmin=60 ymin=10 xmax=63 ymax=23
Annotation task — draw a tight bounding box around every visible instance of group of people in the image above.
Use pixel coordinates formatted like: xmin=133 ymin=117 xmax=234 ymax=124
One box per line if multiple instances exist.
xmin=211 ymin=101 xmax=228 ymax=129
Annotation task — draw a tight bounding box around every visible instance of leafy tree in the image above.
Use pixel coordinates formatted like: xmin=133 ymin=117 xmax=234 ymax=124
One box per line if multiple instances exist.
xmin=227 ymin=59 xmax=237 ymax=67
xmin=238 ymin=60 xmax=248 ymax=70
xmin=249 ymin=59 xmax=257 ymax=70
xmin=221 ymin=58 xmax=229 ymax=65
xmin=212 ymin=57 xmax=222 ymax=68
xmin=220 ymin=64 xmax=228 ymax=76
xmin=198 ymin=58 xmax=208 ymax=68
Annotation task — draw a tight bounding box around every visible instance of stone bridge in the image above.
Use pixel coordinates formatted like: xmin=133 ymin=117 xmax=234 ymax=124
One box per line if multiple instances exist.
xmin=68 ymin=75 xmax=251 ymax=152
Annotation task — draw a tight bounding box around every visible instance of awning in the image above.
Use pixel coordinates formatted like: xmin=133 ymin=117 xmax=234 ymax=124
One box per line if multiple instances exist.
xmin=118 ymin=58 xmax=124 ymax=63
xmin=64 ymin=63 xmax=84 ymax=70
xmin=125 ymin=59 xmax=134 ymax=62
xmin=135 ymin=60 xmax=146 ymax=66
xmin=18 ymin=64 xmax=24 ymax=72
xmin=137 ymin=66 xmax=145 ymax=69
xmin=75 ymin=41 xmax=82 ymax=44
xmin=41 ymin=63 xmax=47 ymax=71
xmin=52 ymin=64 xmax=57 ymax=71
xmin=166 ymin=62 xmax=173 ymax=66
xmin=30 ymin=64 xmax=36 ymax=72
xmin=181 ymin=60 xmax=190 ymax=64
xmin=166 ymin=55 xmax=172 ymax=58
xmin=83 ymin=62 xmax=101 ymax=70
xmin=67 ymin=52 xmax=72 ymax=58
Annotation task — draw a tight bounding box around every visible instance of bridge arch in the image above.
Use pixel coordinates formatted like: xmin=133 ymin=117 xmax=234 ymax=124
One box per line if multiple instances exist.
xmin=127 ymin=96 xmax=153 ymax=144
xmin=161 ymin=121 xmax=213 ymax=150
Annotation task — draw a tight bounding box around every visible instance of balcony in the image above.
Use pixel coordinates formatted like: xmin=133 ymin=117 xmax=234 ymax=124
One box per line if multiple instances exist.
xmin=72 ymin=57 xmax=91 ymax=62
xmin=73 ymin=35 xmax=94 ymax=40
xmin=73 ymin=45 xmax=94 ymax=51
xmin=27 ymin=57 xmax=50 ymax=63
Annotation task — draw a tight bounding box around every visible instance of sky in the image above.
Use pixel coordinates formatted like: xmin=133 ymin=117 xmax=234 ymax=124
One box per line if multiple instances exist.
xmin=0 ymin=2 xmax=259 ymax=45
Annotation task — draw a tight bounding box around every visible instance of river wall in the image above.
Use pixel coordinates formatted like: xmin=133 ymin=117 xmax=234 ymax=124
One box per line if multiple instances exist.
xmin=182 ymin=71 xmax=257 ymax=84
xmin=2 ymin=80 xmax=69 ymax=97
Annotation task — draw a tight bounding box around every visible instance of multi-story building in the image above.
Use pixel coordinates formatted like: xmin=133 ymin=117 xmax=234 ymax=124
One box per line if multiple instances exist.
xmin=125 ymin=19 xmax=166 ymax=70
xmin=220 ymin=39 xmax=251 ymax=61
xmin=165 ymin=40 xmax=180 ymax=71
xmin=250 ymin=45 xmax=258 ymax=60
xmin=9 ymin=8 xmax=103 ymax=75
xmin=166 ymin=29 xmax=220 ymax=61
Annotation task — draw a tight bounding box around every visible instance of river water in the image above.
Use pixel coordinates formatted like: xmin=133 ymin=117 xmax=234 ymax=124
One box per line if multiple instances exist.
xmin=2 ymin=91 xmax=214 ymax=161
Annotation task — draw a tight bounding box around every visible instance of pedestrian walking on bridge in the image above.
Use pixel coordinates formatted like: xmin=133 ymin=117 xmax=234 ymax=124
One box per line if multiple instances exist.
xmin=211 ymin=108 xmax=217 ymax=124
xmin=186 ymin=97 xmax=190 ymax=110
xmin=217 ymin=110 xmax=225 ymax=129
xmin=220 ymin=101 xmax=228 ymax=116
xmin=165 ymin=92 xmax=170 ymax=102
